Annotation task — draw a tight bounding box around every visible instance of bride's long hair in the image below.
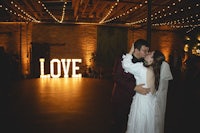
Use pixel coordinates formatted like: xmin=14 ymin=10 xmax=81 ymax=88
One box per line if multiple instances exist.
xmin=152 ymin=50 xmax=165 ymax=90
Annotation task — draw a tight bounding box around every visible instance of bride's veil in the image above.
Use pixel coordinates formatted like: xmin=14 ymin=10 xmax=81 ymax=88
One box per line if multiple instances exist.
xmin=155 ymin=61 xmax=173 ymax=133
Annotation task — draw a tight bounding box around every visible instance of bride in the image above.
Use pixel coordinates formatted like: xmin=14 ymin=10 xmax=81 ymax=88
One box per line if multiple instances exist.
xmin=122 ymin=44 xmax=173 ymax=133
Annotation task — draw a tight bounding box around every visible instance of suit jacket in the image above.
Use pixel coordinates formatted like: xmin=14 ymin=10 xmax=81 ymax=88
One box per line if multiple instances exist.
xmin=111 ymin=55 xmax=137 ymax=105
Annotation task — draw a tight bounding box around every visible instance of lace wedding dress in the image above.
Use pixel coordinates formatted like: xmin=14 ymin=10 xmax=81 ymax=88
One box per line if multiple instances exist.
xmin=122 ymin=54 xmax=173 ymax=133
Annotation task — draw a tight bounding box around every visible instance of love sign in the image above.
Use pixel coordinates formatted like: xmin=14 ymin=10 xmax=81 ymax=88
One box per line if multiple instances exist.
xmin=39 ymin=58 xmax=82 ymax=78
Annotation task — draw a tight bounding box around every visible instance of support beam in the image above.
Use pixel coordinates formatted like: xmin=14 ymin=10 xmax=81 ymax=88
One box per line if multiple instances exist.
xmin=147 ymin=0 xmax=152 ymax=46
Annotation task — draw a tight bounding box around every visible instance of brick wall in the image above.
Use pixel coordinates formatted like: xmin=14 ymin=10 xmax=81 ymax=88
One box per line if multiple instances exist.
xmin=0 ymin=22 xmax=184 ymax=79
xmin=0 ymin=22 xmax=32 ymax=79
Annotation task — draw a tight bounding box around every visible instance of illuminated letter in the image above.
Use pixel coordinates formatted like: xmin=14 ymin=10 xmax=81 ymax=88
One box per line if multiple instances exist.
xmin=72 ymin=59 xmax=82 ymax=78
xmin=39 ymin=58 xmax=50 ymax=78
xmin=50 ymin=59 xmax=61 ymax=78
xmin=61 ymin=59 xmax=71 ymax=78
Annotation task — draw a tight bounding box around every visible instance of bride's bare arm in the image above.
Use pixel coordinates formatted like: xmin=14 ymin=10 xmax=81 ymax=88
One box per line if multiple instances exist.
xmin=128 ymin=43 xmax=134 ymax=55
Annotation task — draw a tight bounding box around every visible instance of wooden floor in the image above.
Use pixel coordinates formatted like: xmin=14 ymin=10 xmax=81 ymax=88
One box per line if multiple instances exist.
xmin=0 ymin=76 xmax=199 ymax=133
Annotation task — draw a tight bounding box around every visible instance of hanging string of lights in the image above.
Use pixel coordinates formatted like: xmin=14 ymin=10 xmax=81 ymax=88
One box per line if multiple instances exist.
xmin=60 ymin=2 xmax=67 ymax=23
xmin=37 ymin=1 xmax=67 ymax=23
xmin=125 ymin=0 xmax=183 ymax=25
xmin=151 ymin=3 xmax=200 ymax=33
xmin=138 ymin=1 xmax=199 ymax=33
xmin=99 ymin=0 xmax=120 ymax=24
xmin=185 ymin=24 xmax=200 ymax=33
xmin=145 ymin=3 xmax=198 ymax=32
xmin=10 ymin=1 xmax=40 ymax=22
xmin=100 ymin=0 xmax=199 ymax=33
xmin=103 ymin=0 xmax=148 ymax=24
xmin=0 ymin=1 xmax=40 ymax=22
xmin=153 ymin=13 xmax=200 ymax=27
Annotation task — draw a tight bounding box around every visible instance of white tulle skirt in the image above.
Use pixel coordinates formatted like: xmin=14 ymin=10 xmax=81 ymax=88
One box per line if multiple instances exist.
xmin=126 ymin=93 xmax=156 ymax=133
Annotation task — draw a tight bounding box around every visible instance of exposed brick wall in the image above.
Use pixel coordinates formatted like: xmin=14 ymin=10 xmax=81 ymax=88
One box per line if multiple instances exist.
xmin=0 ymin=22 xmax=184 ymax=79
xmin=31 ymin=24 xmax=129 ymax=78
xmin=0 ymin=22 xmax=32 ymax=78
xmin=32 ymin=24 xmax=97 ymax=77
xmin=32 ymin=24 xmax=97 ymax=66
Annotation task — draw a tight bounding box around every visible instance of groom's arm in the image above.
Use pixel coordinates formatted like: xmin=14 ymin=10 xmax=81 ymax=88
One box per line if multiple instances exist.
xmin=113 ymin=57 xmax=150 ymax=95
xmin=112 ymin=57 xmax=136 ymax=96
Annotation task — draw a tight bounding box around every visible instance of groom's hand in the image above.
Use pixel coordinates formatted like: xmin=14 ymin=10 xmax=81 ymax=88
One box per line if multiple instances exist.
xmin=134 ymin=84 xmax=150 ymax=95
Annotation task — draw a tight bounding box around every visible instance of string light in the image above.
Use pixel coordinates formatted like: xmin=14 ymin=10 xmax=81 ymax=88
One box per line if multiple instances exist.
xmin=0 ymin=0 xmax=199 ymax=32
xmin=37 ymin=1 xmax=68 ymax=23
xmin=10 ymin=1 xmax=40 ymax=22
xmin=125 ymin=0 xmax=199 ymax=33
xmin=0 ymin=1 xmax=40 ymax=22
xmin=99 ymin=0 xmax=120 ymax=24
xmin=103 ymin=1 xmax=148 ymax=24
xmin=127 ymin=0 xmax=183 ymax=25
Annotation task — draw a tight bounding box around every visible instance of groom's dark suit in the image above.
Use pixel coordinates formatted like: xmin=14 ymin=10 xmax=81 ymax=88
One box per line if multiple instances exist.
xmin=111 ymin=55 xmax=142 ymax=133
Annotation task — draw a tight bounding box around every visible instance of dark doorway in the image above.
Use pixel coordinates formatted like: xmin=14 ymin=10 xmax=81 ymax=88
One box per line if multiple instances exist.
xmin=30 ymin=43 xmax=50 ymax=78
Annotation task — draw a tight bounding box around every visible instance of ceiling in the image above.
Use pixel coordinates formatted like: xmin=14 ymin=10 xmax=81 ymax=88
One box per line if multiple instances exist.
xmin=0 ymin=0 xmax=199 ymax=32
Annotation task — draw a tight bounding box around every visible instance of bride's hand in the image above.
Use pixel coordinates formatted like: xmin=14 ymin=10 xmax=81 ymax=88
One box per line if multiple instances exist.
xmin=129 ymin=43 xmax=134 ymax=54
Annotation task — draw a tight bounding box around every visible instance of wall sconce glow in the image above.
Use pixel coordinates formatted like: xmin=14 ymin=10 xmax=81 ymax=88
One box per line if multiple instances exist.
xmin=185 ymin=36 xmax=190 ymax=41
xmin=39 ymin=58 xmax=82 ymax=78
xmin=184 ymin=44 xmax=189 ymax=52
xmin=196 ymin=43 xmax=200 ymax=56
xmin=192 ymin=47 xmax=196 ymax=54
xmin=196 ymin=49 xmax=200 ymax=55
xmin=197 ymin=36 xmax=200 ymax=41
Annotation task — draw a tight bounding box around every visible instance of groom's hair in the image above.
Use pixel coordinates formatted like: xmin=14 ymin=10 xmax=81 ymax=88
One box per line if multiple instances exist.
xmin=134 ymin=39 xmax=150 ymax=50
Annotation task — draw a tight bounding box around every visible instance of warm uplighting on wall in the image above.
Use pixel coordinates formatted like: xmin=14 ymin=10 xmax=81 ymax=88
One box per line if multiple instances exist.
xmin=79 ymin=26 xmax=97 ymax=68
xmin=158 ymin=35 xmax=173 ymax=62
xmin=198 ymin=35 xmax=200 ymax=41
xmin=81 ymin=42 xmax=95 ymax=67
xmin=160 ymin=49 xmax=170 ymax=62
xmin=40 ymin=58 xmax=82 ymax=78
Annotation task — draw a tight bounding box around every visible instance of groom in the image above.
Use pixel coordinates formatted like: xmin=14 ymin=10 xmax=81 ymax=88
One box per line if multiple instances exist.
xmin=111 ymin=39 xmax=150 ymax=133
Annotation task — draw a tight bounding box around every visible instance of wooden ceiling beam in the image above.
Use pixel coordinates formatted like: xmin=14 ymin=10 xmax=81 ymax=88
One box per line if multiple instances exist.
xmin=72 ymin=0 xmax=81 ymax=21
xmin=22 ymin=0 xmax=40 ymax=19
xmin=95 ymin=2 xmax=110 ymax=19
xmin=89 ymin=0 xmax=100 ymax=16
xmin=81 ymin=0 xmax=89 ymax=15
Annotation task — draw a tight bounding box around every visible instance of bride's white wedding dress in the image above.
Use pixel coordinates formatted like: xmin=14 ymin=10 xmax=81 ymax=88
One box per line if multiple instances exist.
xmin=122 ymin=54 xmax=173 ymax=133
